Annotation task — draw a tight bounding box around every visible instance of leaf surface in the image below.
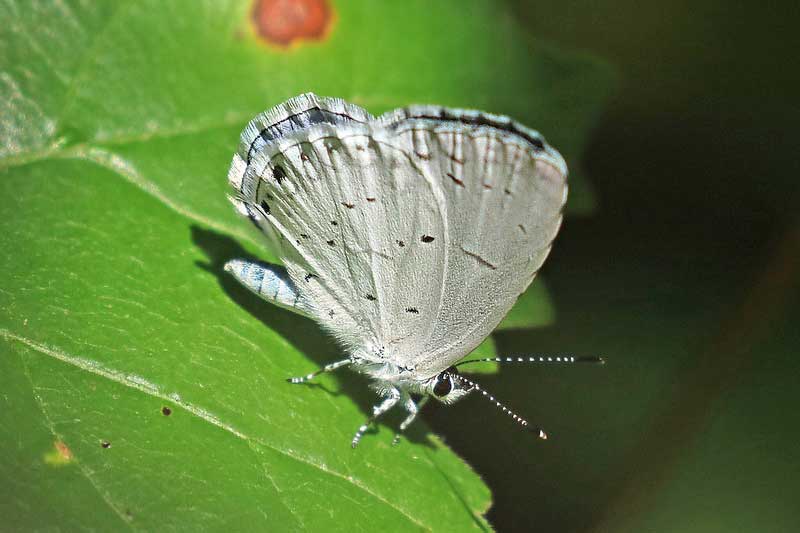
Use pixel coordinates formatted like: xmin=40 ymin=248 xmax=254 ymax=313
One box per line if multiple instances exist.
xmin=0 ymin=0 xmax=611 ymax=529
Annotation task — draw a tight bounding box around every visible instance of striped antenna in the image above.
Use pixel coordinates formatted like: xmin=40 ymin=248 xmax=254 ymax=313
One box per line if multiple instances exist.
xmin=456 ymin=355 xmax=605 ymax=368
xmin=457 ymin=375 xmax=548 ymax=440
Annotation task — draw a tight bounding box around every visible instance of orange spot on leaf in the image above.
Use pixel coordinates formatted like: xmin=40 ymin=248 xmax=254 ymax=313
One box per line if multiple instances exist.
xmin=44 ymin=440 xmax=74 ymax=466
xmin=55 ymin=441 xmax=73 ymax=460
xmin=252 ymin=0 xmax=332 ymax=47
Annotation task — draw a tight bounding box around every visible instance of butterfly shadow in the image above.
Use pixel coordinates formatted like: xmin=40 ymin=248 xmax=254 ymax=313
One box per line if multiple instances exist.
xmin=190 ymin=225 xmax=437 ymax=449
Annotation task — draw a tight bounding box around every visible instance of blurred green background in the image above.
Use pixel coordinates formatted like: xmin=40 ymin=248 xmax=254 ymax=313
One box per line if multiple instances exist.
xmin=427 ymin=1 xmax=800 ymax=531
xmin=2 ymin=0 xmax=798 ymax=531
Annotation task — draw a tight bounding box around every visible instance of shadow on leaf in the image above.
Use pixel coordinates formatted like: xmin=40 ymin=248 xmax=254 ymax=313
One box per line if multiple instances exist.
xmin=190 ymin=225 xmax=435 ymax=448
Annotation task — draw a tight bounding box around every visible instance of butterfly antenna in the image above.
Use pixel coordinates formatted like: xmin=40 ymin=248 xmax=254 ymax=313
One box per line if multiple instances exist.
xmin=457 ymin=375 xmax=548 ymax=440
xmin=455 ymin=355 xmax=605 ymax=368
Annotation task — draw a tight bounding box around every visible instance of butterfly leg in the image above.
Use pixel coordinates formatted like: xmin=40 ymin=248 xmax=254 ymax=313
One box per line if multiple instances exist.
xmin=392 ymin=396 xmax=429 ymax=446
xmin=351 ymin=387 xmax=401 ymax=448
xmin=287 ymin=358 xmax=351 ymax=384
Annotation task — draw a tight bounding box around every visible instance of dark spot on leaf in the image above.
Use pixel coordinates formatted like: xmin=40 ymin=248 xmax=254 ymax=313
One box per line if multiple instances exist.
xmin=162 ymin=406 xmax=172 ymax=416
xmin=326 ymin=239 xmax=335 ymax=246
xmin=397 ymin=240 xmax=405 ymax=247
xmin=421 ymin=235 xmax=435 ymax=243
xmin=447 ymin=172 xmax=465 ymax=187
xmin=405 ymin=307 xmax=419 ymax=314
xmin=341 ymin=202 xmax=355 ymax=209
xmin=273 ymin=165 xmax=286 ymax=183
xmin=365 ymin=294 xmax=376 ymax=301
xmin=366 ymin=197 xmax=376 ymax=202
xmin=101 ymin=440 xmax=111 ymax=449
xmin=251 ymin=0 xmax=332 ymax=47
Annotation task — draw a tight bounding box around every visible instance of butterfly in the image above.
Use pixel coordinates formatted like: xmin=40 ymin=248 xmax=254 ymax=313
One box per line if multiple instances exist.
xmin=226 ymin=93 xmax=601 ymax=447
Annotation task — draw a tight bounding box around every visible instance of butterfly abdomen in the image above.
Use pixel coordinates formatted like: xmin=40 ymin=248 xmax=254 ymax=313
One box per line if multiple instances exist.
xmin=224 ymin=259 xmax=312 ymax=317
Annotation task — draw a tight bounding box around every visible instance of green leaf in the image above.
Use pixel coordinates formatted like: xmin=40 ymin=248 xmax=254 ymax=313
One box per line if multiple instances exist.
xmin=497 ymin=280 xmax=555 ymax=331
xmin=1 ymin=0 xmax=611 ymax=529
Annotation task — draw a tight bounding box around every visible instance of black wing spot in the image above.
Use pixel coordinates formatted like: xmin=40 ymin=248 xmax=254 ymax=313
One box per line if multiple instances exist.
xmin=446 ymin=172 xmax=465 ymax=187
xmin=504 ymin=188 xmax=512 ymax=195
xmin=461 ymin=246 xmax=498 ymax=270
xmin=304 ymin=273 xmax=317 ymax=282
xmin=421 ymin=235 xmax=435 ymax=243
xmin=397 ymin=240 xmax=405 ymax=247
xmin=405 ymin=307 xmax=419 ymax=314
xmin=341 ymin=202 xmax=355 ymax=209
xmin=273 ymin=165 xmax=286 ymax=184
xmin=328 ymin=309 xmax=335 ymax=317
xmin=365 ymin=294 xmax=376 ymax=301
xmin=517 ymin=224 xmax=527 ymax=234
xmin=330 ymin=220 xmax=338 ymax=226
xmin=259 ymin=200 xmax=270 ymax=214
xmin=366 ymin=197 xmax=376 ymax=202
xmin=326 ymin=239 xmax=336 ymax=246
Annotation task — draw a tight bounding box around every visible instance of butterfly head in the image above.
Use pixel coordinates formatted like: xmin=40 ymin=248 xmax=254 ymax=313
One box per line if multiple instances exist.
xmin=428 ymin=366 xmax=473 ymax=404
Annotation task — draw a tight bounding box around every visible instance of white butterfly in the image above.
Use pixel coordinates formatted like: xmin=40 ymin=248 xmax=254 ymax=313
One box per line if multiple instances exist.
xmin=226 ymin=93 xmax=599 ymax=447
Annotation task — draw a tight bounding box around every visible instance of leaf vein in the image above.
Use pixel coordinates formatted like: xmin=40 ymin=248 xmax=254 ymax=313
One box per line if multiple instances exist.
xmin=14 ymin=349 xmax=135 ymax=530
xmin=1 ymin=329 xmax=431 ymax=530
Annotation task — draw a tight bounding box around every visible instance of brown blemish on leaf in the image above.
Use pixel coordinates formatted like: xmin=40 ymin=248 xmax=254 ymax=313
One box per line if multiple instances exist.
xmin=251 ymin=0 xmax=332 ymax=47
xmin=44 ymin=440 xmax=74 ymax=466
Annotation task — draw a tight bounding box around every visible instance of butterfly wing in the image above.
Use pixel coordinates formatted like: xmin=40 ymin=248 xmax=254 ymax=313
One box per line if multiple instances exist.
xmin=375 ymin=107 xmax=568 ymax=374
xmin=229 ymin=94 xmax=567 ymax=377
xmin=229 ymin=94 xmax=448 ymax=353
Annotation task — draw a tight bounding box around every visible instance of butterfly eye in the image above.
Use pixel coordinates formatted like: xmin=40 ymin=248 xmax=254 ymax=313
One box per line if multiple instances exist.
xmin=433 ymin=372 xmax=453 ymax=397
